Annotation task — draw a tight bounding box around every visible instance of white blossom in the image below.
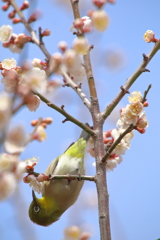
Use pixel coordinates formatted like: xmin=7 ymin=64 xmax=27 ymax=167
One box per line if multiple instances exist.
xmin=22 ymin=67 xmax=47 ymax=93
xmin=144 ymin=30 xmax=155 ymax=43
xmin=1 ymin=58 xmax=17 ymax=70
xmin=0 ymin=25 xmax=13 ymax=43
xmin=0 ymin=93 xmax=11 ymax=130
xmin=106 ymin=155 xmax=123 ymax=171
xmin=0 ymin=172 xmax=17 ymax=201
xmin=25 ymin=157 xmax=39 ymax=168
xmin=26 ymin=94 xmax=40 ymax=112
xmin=128 ymin=91 xmax=143 ymax=103
xmin=4 ymin=125 xmax=27 ymax=154
xmin=91 ymin=10 xmax=109 ymax=32
xmin=28 ymin=175 xmax=42 ymax=194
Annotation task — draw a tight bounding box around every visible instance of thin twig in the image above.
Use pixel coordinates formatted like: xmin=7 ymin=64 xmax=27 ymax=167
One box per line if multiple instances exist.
xmin=101 ymin=41 xmax=160 ymax=121
xmin=61 ymin=69 xmax=91 ymax=109
xmin=33 ymin=91 xmax=94 ymax=136
xmin=10 ymin=0 xmax=51 ymax=60
xmin=101 ymin=124 xmax=134 ymax=164
xmin=142 ymin=84 xmax=152 ymax=103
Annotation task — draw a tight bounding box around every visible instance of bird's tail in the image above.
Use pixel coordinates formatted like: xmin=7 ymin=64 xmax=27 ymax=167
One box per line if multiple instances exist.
xmin=79 ymin=123 xmax=91 ymax=142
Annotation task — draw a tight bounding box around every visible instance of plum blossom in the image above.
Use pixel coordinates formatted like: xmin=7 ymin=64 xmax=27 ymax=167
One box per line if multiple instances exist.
xmin=21 ymin=67 xmax=47 ymax=93
xmin=143 ymin=30 xmax=156 ymax=43
xmin=1 ymin=57 xmax=17 ymax=70
xmin=4 ymin=125 xmax=28 ymax=154
xmin=27 ymin=174 xmax=42 ymax=194
xmin=70 ymin=16 xmax=92 ymax=33
xmin=0 ymin=25 xmax=13 ymax=43
xmin=26 ymin=94 xmax=40 ymax=112
xmin=0 ymin=93 xmax=11 ymax=130
xmin=0 ymin=172 xmax=17 ymax=201
xmin=91 ymin=10 xmax=109 ymax=32
xmin=1 ymin=69 xmax=19 ymax=93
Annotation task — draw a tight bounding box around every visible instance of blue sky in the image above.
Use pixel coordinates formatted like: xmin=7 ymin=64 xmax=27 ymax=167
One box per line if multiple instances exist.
xmin=0 ymin=0 xmax=160 ymax=240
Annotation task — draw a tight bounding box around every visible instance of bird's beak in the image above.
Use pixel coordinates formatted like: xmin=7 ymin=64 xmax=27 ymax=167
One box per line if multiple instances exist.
xmin=32 ymin=190 xmax=37 ymax=203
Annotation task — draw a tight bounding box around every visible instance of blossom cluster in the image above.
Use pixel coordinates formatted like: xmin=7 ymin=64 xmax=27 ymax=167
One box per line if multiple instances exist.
xmin=87 ymin=91 xmax=149 ymax=171
xmin=0 ymin=153 xmax=26 ymax=201
xmin=23 ymin=157 xmax=49 ymax=194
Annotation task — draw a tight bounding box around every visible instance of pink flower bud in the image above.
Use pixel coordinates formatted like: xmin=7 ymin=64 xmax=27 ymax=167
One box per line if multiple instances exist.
xmin=23 ymin=175 xmax=30 ymax=183
xmin=12 ymin=18 xmax=21 ymax=24
xmin=93 ymin=0 xmax=106 ymax=8
xmin=143 ymin=101 xmax=149 ymax=107
xmin=37 ymin=174 xmax=49 ymax=182
xmin=8 ymin=10 xmax=16 ymax=18
xmin=41 ymin=29 xmax=51 ymax=36
xmin=135 ymin=127 xmax=146 ymax=134
xmin=20 ymin=1 xmax=29 ymax=10
xmin=31 ymin=120 xmax=38 ymax=126
xmin=2 ymin=2 xmax=10 ymax=11
xmin=28 ymin=10 xmax=41 ymax=23
xmin=16 ymin=33 xmax=31 ymax=44
xmin=43 ymin=117 xmax=53 ymax=125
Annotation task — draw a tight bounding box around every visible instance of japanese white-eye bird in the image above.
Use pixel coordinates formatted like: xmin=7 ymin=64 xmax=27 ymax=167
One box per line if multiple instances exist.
xmin=29 ymin=126 xmax=90 ymax=226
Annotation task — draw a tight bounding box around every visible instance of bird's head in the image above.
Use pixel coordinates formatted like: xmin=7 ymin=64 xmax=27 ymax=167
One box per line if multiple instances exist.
xmin=29 ymin=190 xmax=63 ymax=226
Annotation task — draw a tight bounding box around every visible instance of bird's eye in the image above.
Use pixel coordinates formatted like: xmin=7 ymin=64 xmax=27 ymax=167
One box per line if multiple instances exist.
xmin=34 ymin=205 xmax=40 ymax=213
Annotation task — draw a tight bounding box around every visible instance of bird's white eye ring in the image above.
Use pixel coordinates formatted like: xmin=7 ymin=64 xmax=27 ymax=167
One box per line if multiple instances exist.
xmin=34 ymin=205 xmax=40 ymax=213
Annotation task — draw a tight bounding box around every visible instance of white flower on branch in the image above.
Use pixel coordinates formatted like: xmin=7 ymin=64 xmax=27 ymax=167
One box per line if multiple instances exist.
xmin=25 ymin=157 xmax=39 ymax=170
xmin=70 ymin=16 xmax=92 ymax=33
xmin=0 ymin=172 xmax=17 ymax=201
xmin=128 ymin=91 xmax=143 ymax=103
xmin=143 ymin=30 xmax=155 ymax=43
xmin=0 ymin=153 xmax=18 ymax=172
xmin=111 ymin=129 xmax=134 ymax=155
xmin=106 ymin=155 xmax=123 ymax=171
xmin=21 ymin=67 xmax=47 ymax=93
xmin=1 ymin=69 xmax=19 ymax=93
xmin=26 ymin=94 xmax=40 ymax=112
xmin=0 ymin=93 xmax=11 ymax=130
xmin=1 ymin=57 xmax=17 ymax=70
xmin=33 ymin=125 xmax=47 ymax=142
xmin=4 ymin=125 xmax=28 ymax=154
xmin=0 ymin=25 xmax=13 ymax=43
xmin=91 ymin=10 xmax=109 ymax=32
xmin=28 ymin=174 xmax=42 ymax=194
xmin=72 ymin=37 xmax=89 ymax=55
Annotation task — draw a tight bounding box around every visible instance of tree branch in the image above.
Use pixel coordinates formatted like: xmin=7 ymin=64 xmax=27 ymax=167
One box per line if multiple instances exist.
xmin=61 ymin=69 xmax=91 ymax=109
xmin=101 ymin=41 xmax=160 ymax=121
xmin=101 ymin=124 xmax=134 ymax=164
xmin=33 ymin=91 xmax=94 ymax=136
xmin=10 ymin=0 xmax=51 ymax=60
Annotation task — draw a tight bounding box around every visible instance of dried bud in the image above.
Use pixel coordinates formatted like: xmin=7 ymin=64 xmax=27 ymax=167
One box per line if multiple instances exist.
xmin=12 ymin=18 xmax=21 ymax=24
xmin=41 ymin=29 xmax=51 ymax=36
xmin=20 ymin=1 xmax=29 ymax=10
xmin=2 ymin=2 xmax=10 ymax=11
xmin=8 ymin=9 xmax=16 ymax=18
xmin=93 ymin=0 xmax=106 ymax=8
